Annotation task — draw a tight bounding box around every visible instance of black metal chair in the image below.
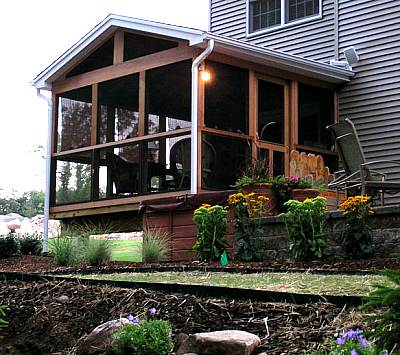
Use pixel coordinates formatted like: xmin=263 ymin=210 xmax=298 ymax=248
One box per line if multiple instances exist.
xmin=327 ymin=118 xmax=400 ymax=204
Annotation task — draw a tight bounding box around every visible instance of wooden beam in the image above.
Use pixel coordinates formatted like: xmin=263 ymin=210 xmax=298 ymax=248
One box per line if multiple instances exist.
xmin=289 ymin=81 xmax=298 ymax=151
xmin=201 ymin=127 xmax=252 ymax=141
xmin=51 ymin=92 xmax=58 ymax=154
xmin=138 ymin=71 xmax=146 ymax=136
xmin=91 ymin=83 xmax=98 ymax=146
xmin=52 ymin=127 xmax=191 ymax=157
xmin=53 ymin=46 xmax=195 ymax=94
xmin=50 ymin=203 xmax=140 ymax=219
xmin=50 ymin=189 xmax=191 ymax=215
xmin=113 ymin=30 xmax=124 ymax=64
xmin=248 ymin=70 xmax=257 ymax=160
xmin=284 ymin=81 xmax=290 ymax=175
xmin=207 ymin=52 xmax=338 ymax=90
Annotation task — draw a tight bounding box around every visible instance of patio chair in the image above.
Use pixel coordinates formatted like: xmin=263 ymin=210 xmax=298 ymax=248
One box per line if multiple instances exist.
xmin=110 ymin=154 xmax=139 ymax=194
xmin=326 ymin=118 xmax=400 ymax=204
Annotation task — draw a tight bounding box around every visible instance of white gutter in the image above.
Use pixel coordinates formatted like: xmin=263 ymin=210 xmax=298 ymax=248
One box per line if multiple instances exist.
xmin=36 ymin=89 xmax=53 ymax=254
xmin=190 ymin=39 xmax=214 ymax=195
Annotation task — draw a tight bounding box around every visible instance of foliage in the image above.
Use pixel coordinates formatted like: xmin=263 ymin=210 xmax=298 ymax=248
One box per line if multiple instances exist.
xmin=361 ymin=269 xmax=400 ymax=351
xmin=49 ymin=237 xmax=81 ymax=266
xmin=82 ymin=238 xmax=112 ymax=266
xmin=56 ymin=162 xmax=91 ymax=204
xmin=272 ymin=175 xmax=313 ymax=212
xmin=142 ymin=228 xmax=170 ymax=263
xmin=339 ymin=195 xmax=375 ymax=259
xmin=19 ymin=233 xmax=42 ymax=255
xmin=193 ymin=204 xmax=229 ymax=261
xmin=280 ymin=196 xmax=327 ymax=261
xmin=61 ymin=218 xmax=122 ymax=238
xmin=228 ymin=192 xmax=269 ymax=261
xmin=114 ymin=308 xmax=173 ymax=355
xmin=0 ymin=190 xmax=44 ymax=218
xmin=0 ymin=234 xmax=19 ymax=259
xmin=0 ymin=304 xmax=8 ymax=340
xmin=234 ymin=158 xmax=271 ymax=188
xmin=311 ymin=328 xmax=383 ymax=355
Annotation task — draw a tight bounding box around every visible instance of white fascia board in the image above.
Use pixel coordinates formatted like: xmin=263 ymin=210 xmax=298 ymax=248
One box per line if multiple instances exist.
xmin=204 ymin=33 xmax=354 ymax=84
xmin=32 ymin=14 xmax=205 ymax=90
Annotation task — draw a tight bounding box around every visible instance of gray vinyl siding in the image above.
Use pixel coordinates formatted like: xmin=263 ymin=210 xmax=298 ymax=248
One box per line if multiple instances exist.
xmin=210 ymin=0 xmax=337 ymax=62
xmin=337 ymin=0 xmax=400 ymax=202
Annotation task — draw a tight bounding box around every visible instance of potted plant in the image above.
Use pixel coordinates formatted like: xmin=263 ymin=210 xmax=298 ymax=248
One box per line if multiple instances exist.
xmin=233 ymin=158 xmax=278 ymax=215
xmin=272 ymin=175 xmax=319 ymax=212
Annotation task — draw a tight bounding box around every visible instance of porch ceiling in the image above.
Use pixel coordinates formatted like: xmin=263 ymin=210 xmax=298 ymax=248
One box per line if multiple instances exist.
xmin=32 ymin=14 xmax=353 ymax=90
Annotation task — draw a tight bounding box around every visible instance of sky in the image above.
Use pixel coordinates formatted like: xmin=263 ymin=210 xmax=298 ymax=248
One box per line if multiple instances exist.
xmin=0 ymin=0 xmax=209 ymax=197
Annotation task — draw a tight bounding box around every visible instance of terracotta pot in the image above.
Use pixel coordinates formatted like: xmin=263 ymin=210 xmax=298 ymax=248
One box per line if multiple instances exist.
xmin=241 ymin=183 xmax=279 ymax=215
xmin=320 ymin=190 xmax=346 ymax=210
xmin=290 ymin=188 xmax=320 ymax=202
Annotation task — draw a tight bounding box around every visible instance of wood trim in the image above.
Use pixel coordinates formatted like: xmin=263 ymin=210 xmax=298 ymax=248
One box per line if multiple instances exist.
xmin=50 ymin=189 xmax=191 ymax=215
xmin=289 ymin=80 xmax=298 ymax=151
xmin=53 ymin=46 xmax=195 ymax=94
xmin=52 ymin=92 xmax=58 ymax=154
xmin=334 ymin=90 xmax=339 ymax=123
xmin=138 ymin=71 xmax=146 ymax=136
xmin=50 ymin=203 xmax=140 ymax=219
xmin=295 ymin=144 xmax=338 ymax=156
xmin=91 ymin=83 xmax=98 ymax=146
xmin=248 ymin=70 xmax=257 ymax=160
xmin=201 ymin=127 xmax=252 ymax=140
xmin=284 ymin=81 xmax=290 ymax=174
xmin=52 ymin=127 xmax=191 ymax=157
xmin=113 ymin=30 xmax=124 ymax=64
xmin=256 ymin=142 xmax=287 ymax=153
xmin=207 ymin=52 xmax=337 ymax=90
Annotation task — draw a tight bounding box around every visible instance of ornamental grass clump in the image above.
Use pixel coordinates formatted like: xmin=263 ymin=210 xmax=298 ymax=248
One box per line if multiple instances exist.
xmin=114 ymin=307 xmax=173 ymax=355
xmin=193 ymin=204 xmax=228 ymax=261
xmin=339 ymin=195 xmax=374 ymax=259
xmin=49 ymin=237 xmax=81 ymax=266
xmin=361 ymin=269 xmax=400 ymax=351
xmin=228 ymin=192 xmax=269 ymax=261
xmin=280 ymin=196 xmax=327 ymax=261
xmin=82 ymin=238 xmax=112 ymax=266
xmin=142 ymin=228 xmax=170 ymax=263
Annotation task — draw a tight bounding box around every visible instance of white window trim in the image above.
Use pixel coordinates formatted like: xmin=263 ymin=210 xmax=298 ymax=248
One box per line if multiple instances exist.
xmin=246 ymin=0 xmax=323 ymax=38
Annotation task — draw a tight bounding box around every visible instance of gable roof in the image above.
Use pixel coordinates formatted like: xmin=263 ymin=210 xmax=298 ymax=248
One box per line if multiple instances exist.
xmin=32 ymin=14 xmax=353 ymax=90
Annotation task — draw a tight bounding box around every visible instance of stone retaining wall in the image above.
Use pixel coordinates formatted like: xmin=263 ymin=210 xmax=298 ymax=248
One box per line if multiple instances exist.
xmin=258 ymin=205 xmax=400 ymax=260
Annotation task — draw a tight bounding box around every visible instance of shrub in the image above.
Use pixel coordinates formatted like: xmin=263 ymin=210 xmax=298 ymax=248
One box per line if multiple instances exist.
xmin=49 ymin=237 xmax=81 ymax=266
xmin=142 ymin=229 xmax=169 ymax=263
xmin=193 ymin=204 xmax=228 ymax=261
xmin=0 ymin=234 xmax=19 ymax=259
xmin=280 ymin=196 xmax=327 ymax=261
xmin=234 ymin=158 xmax=271 ymax=189
xmin=339 ymin=195 xmax=374 ymax=259
xmin=361 ymin=269 xmax=400 ymax=351
xmin=82 ymin=238 xmax=112 ymax=266
xmin=228 ymin=192 xmax=269 ymax=261
xmin=19 ymin=233 xmax=42 ymax=255
xmin=114 ymin=319 xmax=173 ymax=355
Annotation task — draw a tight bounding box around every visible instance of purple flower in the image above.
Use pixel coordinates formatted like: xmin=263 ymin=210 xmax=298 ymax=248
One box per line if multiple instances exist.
xmin=126 ymin=314 xmax=139 ymax=325
xmin=336 ymin=337 xmax=345 ymax=345
xmin=358 ymin=335 xmax=367 ymax=349
xmin=344 ymin=329 xmax=357 ymax=339
xmin=350 ymin=349 xmax=359 ymax=355
xmin=148 ymin=307 xmax=156 ymax=315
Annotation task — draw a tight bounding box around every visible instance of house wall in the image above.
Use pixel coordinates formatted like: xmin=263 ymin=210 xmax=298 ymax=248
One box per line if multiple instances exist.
xmin=337 ymin=0 xmax=400 ymax=203
xmin=210 ymin=0 xmax=400 ymax=202
xmin=209 ymin=0 xmax=337 ymax=62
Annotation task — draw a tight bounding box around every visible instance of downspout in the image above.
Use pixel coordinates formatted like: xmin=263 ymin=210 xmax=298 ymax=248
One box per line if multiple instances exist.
xmin=191 ymin=38 xmax=214 ymax=194
xmin=36 ymin=88 xmax=53 ymax=254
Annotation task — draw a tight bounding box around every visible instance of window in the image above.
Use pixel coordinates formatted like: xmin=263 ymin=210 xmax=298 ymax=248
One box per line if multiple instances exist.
xmin=249 ymin=0 xmax=320 ymax=34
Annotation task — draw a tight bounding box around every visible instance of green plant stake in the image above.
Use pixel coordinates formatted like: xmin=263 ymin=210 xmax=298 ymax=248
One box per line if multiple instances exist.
xmin=220 ymin=250 xmax=228 ymax=266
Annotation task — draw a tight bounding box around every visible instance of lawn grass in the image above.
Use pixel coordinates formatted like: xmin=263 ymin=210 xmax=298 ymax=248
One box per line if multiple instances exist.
xmin=71 ymin=271 xmax=390 ymax=296
xmin=111 ymin=240 xmax=142 ymax=262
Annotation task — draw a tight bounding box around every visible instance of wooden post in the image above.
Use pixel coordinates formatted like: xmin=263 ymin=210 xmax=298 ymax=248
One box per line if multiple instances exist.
xmin=113 ymin=30 xmax=124 ymax=64
xmin=249 ymin=70 xmax=258 ymax=160
xmin=138 ymin=71 xmax=146 ymax=136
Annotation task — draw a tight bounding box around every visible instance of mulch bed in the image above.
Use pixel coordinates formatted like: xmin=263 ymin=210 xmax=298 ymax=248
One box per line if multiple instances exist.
xmin=0 ymin=280 xmax=359 ymax=354
xmin=1 ymin=255 xmax=400 ymax=274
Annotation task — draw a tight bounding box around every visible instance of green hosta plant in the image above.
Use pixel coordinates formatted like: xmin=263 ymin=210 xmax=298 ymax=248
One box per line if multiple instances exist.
xmin=361 ymin=269 xmax=400 ymax=351
xmin=193 ymin=204 xmax=228 ymax=261
xmin=280 ymin=196 xmax=327 ymax=261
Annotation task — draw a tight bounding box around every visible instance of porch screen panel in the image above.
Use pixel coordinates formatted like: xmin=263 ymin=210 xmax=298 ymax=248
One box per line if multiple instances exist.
xmin=202 ymin=133 xmax=250 ymax=189
xmin=55 ymin=152 xmax=92 ymax=205
xmin=98 ymin=74 xmax=140 ymax=144
xmin=146 ymin=60 xmax=191 ymax=134
xmin=258 ymin=80 xmax=284 ymax=144
xmin=204 ymin=61 xmax=248 ymax=134
xmin=57 ymin=86 xmax=92 ymax=152
xmin=298 ymin=83 xmax=334 ymax=150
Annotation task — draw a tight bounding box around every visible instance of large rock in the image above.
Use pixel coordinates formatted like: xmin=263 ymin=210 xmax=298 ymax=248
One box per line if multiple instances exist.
xmin=177 ymin=330 xmax=261 ymax=355
xmin=76 ymin=318 xmax=129 ymax=355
